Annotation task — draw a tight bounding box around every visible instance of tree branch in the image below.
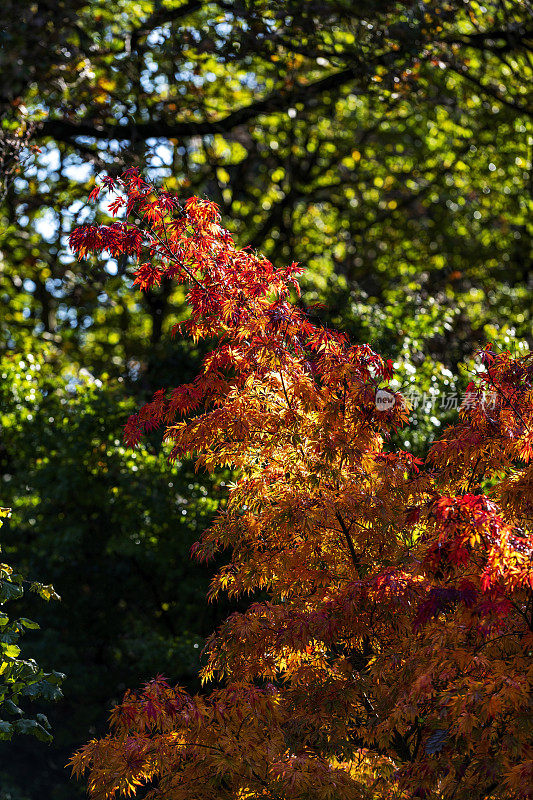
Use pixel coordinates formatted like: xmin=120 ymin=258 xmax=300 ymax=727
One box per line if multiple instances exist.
xmin=442 ymin=27 xmax=533 ymax=54
xmin=335 ymin=511 xmax=361 ymax=575
xmin=37 ymin=68 xmax=359 ymax=144
xmin=132 ymin=0 xmax=202 ymax=45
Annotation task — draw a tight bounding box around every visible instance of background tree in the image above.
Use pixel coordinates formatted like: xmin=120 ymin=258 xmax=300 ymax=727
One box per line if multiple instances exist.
xmin=0 ymin=345 xmax=228 ymax=798
xmin=1 ymin=0 xmax=531 ymax=374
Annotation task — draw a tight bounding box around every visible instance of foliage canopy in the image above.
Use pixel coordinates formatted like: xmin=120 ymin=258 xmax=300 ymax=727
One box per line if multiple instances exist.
xmin=69 ymin=171 xmax=533 ymax=800
xmin=1 ymin=0 xmax=531 ymax=379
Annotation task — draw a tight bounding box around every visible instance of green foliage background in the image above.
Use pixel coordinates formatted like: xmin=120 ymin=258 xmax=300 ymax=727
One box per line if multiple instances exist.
xmin=0 ymin=506 xmax=64 ymax=800
xmin=0 ymin=1 xmax=531 ymax=797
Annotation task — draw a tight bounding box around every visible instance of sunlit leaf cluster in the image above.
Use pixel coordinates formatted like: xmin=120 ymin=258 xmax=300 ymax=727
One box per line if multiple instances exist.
xmin=69 ymin=173 xmax=533 ymax=800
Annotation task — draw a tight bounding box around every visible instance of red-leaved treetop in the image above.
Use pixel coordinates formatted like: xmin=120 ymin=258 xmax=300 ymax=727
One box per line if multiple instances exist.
xmin=69 ymin=169 xmax=533 ymax=800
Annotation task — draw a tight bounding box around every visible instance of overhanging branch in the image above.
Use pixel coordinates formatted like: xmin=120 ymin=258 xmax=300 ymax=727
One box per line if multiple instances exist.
xmin=37 ymin=68 xmax=358 ymax=145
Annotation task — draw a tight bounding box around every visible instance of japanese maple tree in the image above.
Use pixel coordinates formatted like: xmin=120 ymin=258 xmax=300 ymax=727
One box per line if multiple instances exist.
xmin=69 ymin=170 xmax=533 ymax=800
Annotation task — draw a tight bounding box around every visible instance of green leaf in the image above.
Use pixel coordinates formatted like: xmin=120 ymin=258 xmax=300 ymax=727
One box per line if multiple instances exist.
xmin=0 ymin=580 xmax=23 ymax=602
xmin=36 ymin=713 xmax=51 ymax=730
xmin=14 ymin=718 xmax=53 ymax=743
xmin=0 ymin=720 xmax=14 ymax=741
xmin=18 ymin=618 xmax=40 ymax=630
xmin=2 ymin=699 xmax=23 ymax=717
xmin=47 ymin=671 xmax=66 ymax=685
xmin=1 ymin=643 xmax=21 ymax=658
xmin=29 ymin=583 xmax=60 ymax=602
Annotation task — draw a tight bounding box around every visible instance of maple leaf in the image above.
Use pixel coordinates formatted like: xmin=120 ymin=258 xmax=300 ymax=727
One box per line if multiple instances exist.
xmin=88 ymin=186 xmax=101 ymax=202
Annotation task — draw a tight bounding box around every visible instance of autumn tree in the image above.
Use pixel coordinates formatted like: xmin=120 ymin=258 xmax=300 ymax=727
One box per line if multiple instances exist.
xmin=68 ymin=171 xmax=533 ymax=800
